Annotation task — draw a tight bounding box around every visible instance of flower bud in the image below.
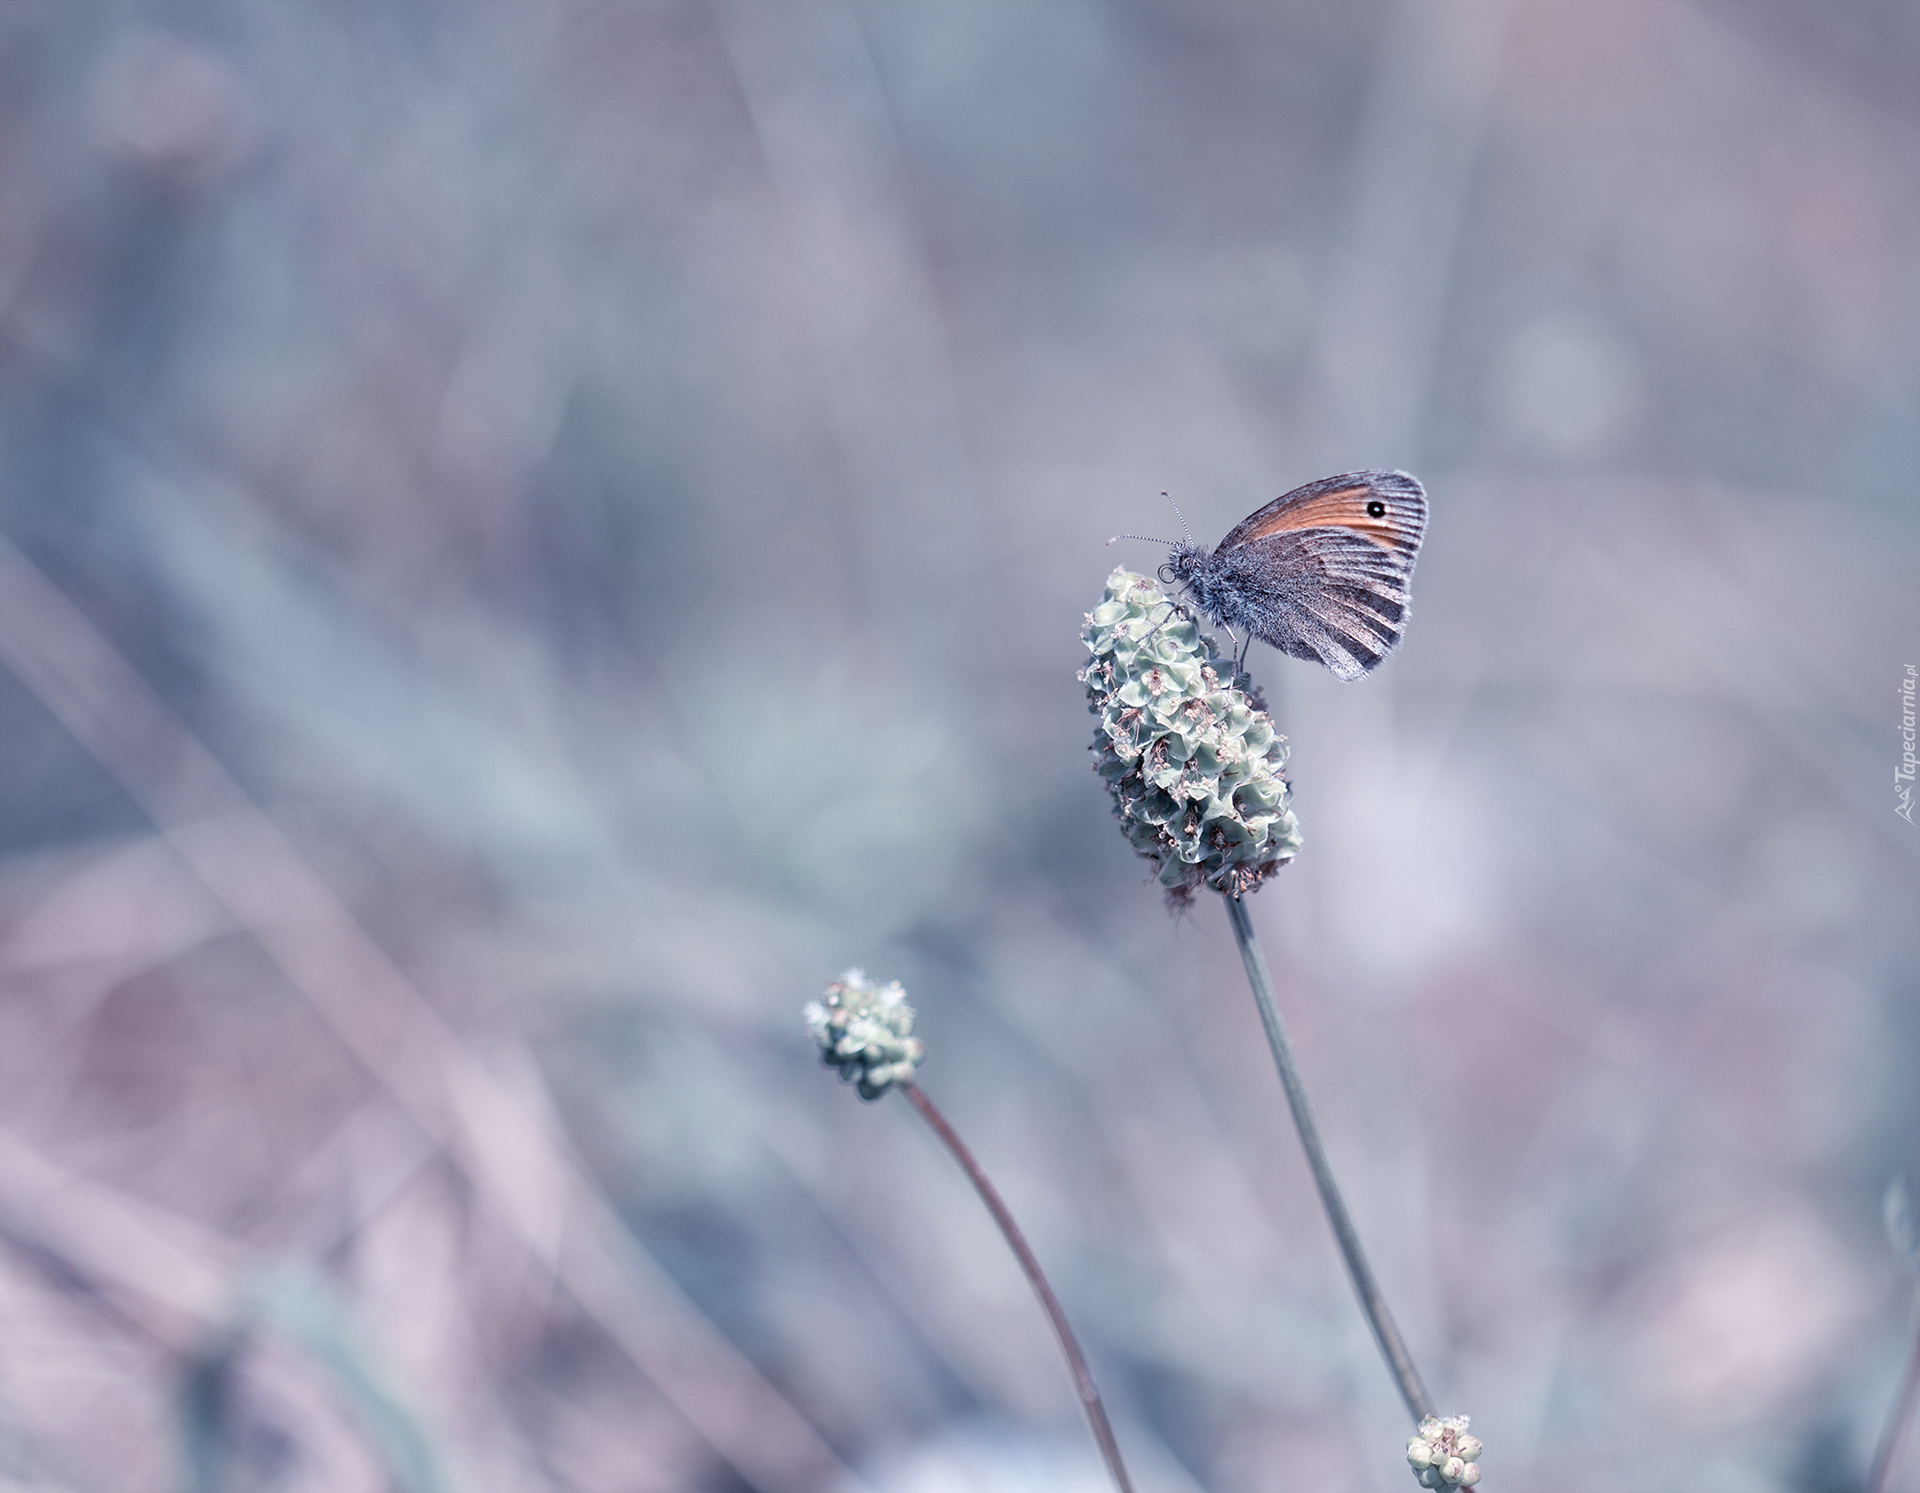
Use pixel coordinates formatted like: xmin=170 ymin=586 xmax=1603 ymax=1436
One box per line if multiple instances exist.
xmin=1405 ymin=1412 xmax=1482 ymax=1488
xmin=806 ymin=970 xmax=925 ymax=1100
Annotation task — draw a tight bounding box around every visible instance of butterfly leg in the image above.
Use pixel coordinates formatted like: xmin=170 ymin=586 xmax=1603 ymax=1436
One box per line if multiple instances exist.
xmin=1140 ymin=600 xmax=1179 ymax=646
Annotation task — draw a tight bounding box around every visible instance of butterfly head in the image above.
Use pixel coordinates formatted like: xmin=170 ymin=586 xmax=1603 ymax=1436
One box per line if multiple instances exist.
xmin=1157 ymin=539 xmax=1197 ymax=577
xmin=1159 ymin=539 xmax=1219 ymax=604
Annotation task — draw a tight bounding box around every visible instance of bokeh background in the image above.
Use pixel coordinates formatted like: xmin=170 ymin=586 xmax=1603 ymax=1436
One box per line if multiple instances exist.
xmin=0 ymin=2 xmax=1915 ymax=1490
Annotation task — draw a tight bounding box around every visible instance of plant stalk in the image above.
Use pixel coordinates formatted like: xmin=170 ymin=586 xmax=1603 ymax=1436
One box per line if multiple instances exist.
xmin=1224 ymin=893 xmax=1435 ymax=1424
xmin=902 ymin=1082 xmax=1137 ymax=1493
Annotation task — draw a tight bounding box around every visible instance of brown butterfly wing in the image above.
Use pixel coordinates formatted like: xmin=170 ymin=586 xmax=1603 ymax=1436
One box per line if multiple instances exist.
xmin=1216 ymin=470 xmax=1426 ymax=681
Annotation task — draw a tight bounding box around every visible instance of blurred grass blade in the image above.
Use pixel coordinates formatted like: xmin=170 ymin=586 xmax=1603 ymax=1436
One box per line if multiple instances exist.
xmin=1886 ymin=1176 xmax=1920 ymax=1284
xmin=248 ymin=1270 xmax=447 ymax=1493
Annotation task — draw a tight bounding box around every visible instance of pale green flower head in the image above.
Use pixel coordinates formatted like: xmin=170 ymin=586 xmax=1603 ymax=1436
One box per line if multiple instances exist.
xmin=1407 ymin=1414 xmax=1482 ymax=1488
xmin=805 ymin=969 xmax=926 ymax=1100
xmin=1080 ymin=568 xmax=1302 ymax=904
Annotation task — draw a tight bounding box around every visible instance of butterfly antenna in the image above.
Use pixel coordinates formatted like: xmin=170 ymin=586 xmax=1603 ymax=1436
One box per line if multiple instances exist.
xmin=1107 ymin=532 xmax=1176 ymax=548
xmin=1163 ymin=491 xmax=1194 ymax=546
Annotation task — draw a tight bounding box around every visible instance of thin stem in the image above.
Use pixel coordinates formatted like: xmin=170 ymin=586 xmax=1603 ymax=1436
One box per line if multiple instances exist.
xmin=902 ymin=1082 xmax=1137 ymax=1493
xmin=1224 ymin=893 xmax=1435 ymax=1424
xmin=1868 ymin=1312 xmax=1920 ymax=1493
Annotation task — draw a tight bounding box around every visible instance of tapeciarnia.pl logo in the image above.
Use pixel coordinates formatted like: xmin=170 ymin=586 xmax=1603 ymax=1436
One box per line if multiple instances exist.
xmin=1899 ymin=665 xmax=1916 ymax=824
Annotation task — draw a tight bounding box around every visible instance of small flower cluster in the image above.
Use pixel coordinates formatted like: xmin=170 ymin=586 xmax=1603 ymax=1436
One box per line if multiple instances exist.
xmin=1407 ymin=1415 xmax=1482 ymax=1488
xmin=805 ymin=970 xmax=925 ymax=1100
xmin=1080 ymin=568 xmax=1301 ymax=904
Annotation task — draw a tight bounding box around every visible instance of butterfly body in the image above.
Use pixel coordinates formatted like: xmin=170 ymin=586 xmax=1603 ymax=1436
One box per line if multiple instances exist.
xmin=1162 ymin=469 xmax=1426 ymax=682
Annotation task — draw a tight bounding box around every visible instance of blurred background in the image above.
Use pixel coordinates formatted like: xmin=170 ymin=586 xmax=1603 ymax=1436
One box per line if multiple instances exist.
xmin=0 ymin=2 xmax=1915 ymax=1489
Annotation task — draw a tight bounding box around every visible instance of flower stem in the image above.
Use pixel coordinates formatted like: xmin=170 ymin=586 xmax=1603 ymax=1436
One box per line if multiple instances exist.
xmin=1224 ymin=893 xmax=1435 ymax=1424
xmin=1868 ymin=1314 xmax=1920 ymax=1493
xmin=902 ymin=1082 xmax=1137 ymax=1493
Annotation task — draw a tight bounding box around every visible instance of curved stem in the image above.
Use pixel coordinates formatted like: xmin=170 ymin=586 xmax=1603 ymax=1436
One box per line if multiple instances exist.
xmin=1868 ymin=1312 xmax=1920 ymax=1493
xmin=1224 ymin=893 xmax=1435 ymax=1424
xmin=902 ymin=1083 xmax=1137 ymax=1493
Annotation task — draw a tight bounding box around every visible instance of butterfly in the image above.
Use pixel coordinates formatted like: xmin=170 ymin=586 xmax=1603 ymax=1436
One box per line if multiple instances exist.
xmin=1115 ymin=470 xmax=1427 ymax=681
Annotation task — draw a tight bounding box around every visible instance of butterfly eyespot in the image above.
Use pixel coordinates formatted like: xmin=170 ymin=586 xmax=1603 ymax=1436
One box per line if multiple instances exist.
xmin=1366 ymin=499 xmax=1386 ymax=518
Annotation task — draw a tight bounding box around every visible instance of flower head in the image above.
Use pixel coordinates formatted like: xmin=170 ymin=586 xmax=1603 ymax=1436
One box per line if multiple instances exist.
xmin=805 ymin=969 xmax=926 ymax=1100
xmin=1406 ymin=1414 xmax=1482 ymax=1488
xmin=1081 ymin=568 xmax=1301 ymax=905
